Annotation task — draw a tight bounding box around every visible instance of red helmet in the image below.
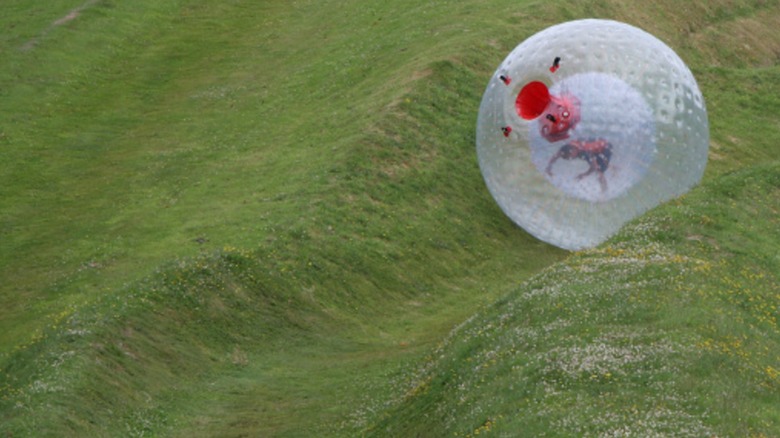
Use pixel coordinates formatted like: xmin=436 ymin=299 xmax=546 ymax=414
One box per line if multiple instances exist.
xmin=539 ymin=92 xmax=581 ymax=142
xmin=515 ymin=82 xmax=581 ymax=143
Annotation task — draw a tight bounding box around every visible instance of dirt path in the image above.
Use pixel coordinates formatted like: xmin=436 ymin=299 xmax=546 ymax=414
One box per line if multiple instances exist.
xmin=21 ymin=0 xmax=101 ymax=51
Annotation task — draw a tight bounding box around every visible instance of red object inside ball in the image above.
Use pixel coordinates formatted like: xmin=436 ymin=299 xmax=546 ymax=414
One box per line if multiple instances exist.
xmin=515 ymin=81 xmax=551 ymax=120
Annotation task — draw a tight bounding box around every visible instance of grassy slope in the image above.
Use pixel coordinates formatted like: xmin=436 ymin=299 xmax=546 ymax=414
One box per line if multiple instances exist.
xmin=0 ymin=0 xmax=778 ymax=436
xmin=369 ymin=165 xmax=780 ymax=436
xmin=368 ymin=1 xmax=780 ymax=436
xmin=1 ymin=0 xmax=558 ymax=435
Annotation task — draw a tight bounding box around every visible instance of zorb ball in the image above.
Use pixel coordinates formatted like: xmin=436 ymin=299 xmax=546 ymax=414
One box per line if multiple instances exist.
xmin=476 ymin=19 xmax=709 ymax=250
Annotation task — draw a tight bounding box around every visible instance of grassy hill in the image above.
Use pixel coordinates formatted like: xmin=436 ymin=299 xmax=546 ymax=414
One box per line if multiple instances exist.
xmin=1 ymin=0 xmax=778 ymax=436
xmin=368 ymin=163 xmax=780 ymax=436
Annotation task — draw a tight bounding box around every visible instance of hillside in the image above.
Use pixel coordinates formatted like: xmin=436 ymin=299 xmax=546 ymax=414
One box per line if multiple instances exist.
xmin=369 ymin=163 xmax=780 ymax=436
xmin=1 ymin=0 xmax=779 ymax=436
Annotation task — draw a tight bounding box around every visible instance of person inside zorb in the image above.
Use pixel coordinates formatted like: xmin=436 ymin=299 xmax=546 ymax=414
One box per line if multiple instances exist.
xmin=500 ymin=61 xmax=656 ymax=203
xmin=546 ymin=137 xmax=612 ymax=193
xmin=476 ymin=19 xmax=709 ymax=250
xmin=507 ymin=63 xmax=617 ymax=195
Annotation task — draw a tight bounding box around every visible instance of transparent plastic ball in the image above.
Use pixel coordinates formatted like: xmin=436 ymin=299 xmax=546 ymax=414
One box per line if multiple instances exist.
xmin=476 ymin=19 xmax=708 ymax=250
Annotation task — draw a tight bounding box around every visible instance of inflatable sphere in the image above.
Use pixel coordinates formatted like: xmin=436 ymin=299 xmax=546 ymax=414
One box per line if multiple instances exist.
xmin=476 ymin=19 xmax=708 ymax=250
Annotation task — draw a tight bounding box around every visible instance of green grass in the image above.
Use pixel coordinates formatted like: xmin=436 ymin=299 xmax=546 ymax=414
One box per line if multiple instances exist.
xmin=368 ymin=163 xmax=780 ymax=436
xmin=1 ymin=0 xmax=779 ymax=436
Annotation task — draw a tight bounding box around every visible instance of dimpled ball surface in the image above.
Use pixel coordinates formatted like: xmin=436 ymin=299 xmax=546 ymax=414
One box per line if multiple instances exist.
xmin=476 ymin=19 xmax=708 ymax=250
